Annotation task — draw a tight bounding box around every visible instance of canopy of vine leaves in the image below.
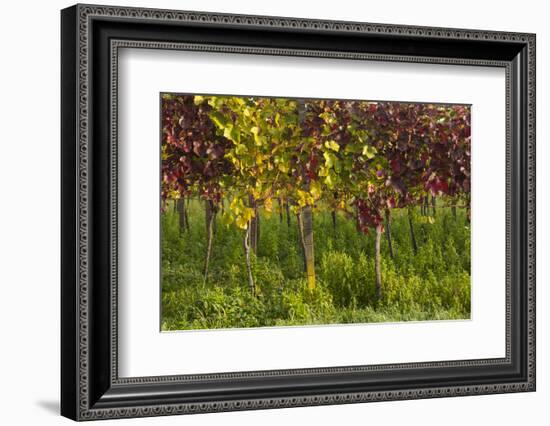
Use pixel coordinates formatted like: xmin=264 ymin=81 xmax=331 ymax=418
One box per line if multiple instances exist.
xmin=161 ymin=94 xmax=470 ymax=231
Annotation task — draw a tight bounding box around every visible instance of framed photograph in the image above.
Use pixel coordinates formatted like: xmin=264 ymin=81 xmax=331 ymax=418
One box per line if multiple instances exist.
xmin=61 ymin=4 xmax=536 ymax=421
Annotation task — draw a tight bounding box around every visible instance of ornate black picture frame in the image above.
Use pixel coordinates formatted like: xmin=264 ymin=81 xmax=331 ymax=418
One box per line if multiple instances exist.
xmin=61 ymin=4 xmax=536 ymax=421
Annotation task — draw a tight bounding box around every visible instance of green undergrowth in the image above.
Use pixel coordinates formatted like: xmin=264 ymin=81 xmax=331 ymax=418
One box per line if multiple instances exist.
xmin=161 ymin=200 xmax=471 ymax=331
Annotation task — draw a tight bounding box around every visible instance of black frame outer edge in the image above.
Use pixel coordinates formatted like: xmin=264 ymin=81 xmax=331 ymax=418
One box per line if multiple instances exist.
xmin=61 ymin=4 xmax=78 ymax=421
xmin=61 ymin=4 xmax=535 ymax=421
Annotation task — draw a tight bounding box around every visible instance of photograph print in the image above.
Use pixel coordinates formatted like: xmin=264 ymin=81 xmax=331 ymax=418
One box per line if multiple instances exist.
xmin=160 ymin=93 xmax=471 ymax=331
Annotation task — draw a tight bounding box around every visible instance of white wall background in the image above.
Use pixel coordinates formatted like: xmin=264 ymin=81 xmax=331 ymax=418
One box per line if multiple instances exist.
xmin=0 ymin=0 xmax=546 ymax=424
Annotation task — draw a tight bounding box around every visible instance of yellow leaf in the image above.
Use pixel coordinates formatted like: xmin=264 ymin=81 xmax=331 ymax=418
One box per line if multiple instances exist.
xmin=168 ymin=189 xmax=179 ymax=199
xmin=296 ymin=189 xmax=307 ymax=207
xmin=325 ymin=173 xmax=335 ymax=189
xmin=362 ymin=144 xmax=377 ymax=159
xmin=278 ymin=163 xmax=289 ymax=173
xmin=325 ymin=140 xmax=340 ymax=152
xmin=243 ymin=207 xmax=255 ymax=222
xmin=229 ymin=197 xmax=244 ymax=215
xmin=255 ymin=153 xmax=264 ymax=165
xmin=250 ymin=126 xmax=263 ymax=146
xmin=264 ymin=197 xmax=273 ymax=212
xmin=318 ymin=166 xmax=329 ymax=177
xmin=323 ymin=152 xmax=336 ymax=168
xmin=309 ymin=181 xmax=322 ymax=199
xmin=235 ymin=216 xmax=248 ymax=229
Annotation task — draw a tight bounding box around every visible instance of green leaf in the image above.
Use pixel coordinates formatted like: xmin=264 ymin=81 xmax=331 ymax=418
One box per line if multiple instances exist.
xmin=321 ymin=125 xmax=331 ymax=136
xmin=235 ymin=143 xmax=248 ymax=155
xmin=224 ymin=125 xmax=241 ymax=143
xmin=324 ymin=173 xmax=336 ymax=189
xmin=221 ymin=211 xmax=234 ymax=226
xmin=362 ymin=145 xmax=377 ymax=159
xmin=250 ymin=126 xmax=263 ymax=146
xmin=344 ymin=143 xmax=361 ymax=154
xmin=209 ymin=111 xmax=227 ymax=129
xmin=223 ymin=125 xmax=233 ymax=140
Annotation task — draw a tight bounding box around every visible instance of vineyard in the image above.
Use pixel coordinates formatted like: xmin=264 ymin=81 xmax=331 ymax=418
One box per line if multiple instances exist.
xmin=160 ymin=94 xmax=471 ymax=330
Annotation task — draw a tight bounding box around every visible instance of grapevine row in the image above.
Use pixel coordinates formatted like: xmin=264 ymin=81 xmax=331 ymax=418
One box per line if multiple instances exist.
xmin=161 ymin=94 xmax=471 ymax=298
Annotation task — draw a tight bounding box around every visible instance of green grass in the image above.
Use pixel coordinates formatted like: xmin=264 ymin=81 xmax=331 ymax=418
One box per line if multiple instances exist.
xmin=161 ymin=200 xmax=471 ymax=331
